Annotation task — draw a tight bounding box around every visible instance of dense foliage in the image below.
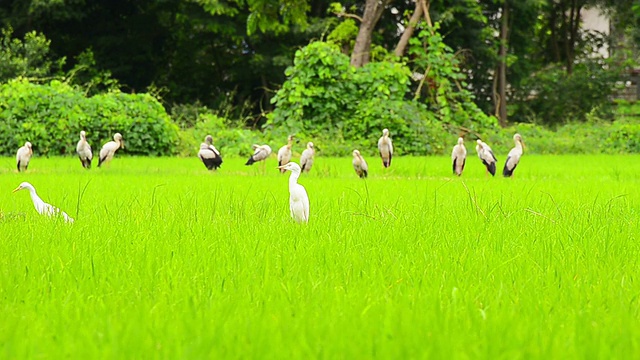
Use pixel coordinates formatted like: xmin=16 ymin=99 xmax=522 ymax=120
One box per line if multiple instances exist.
xmin=0 ymin=79 xmax=179 ymax=156
xmin=0 ymin=0 xmax=637 ymax=127
xmin=0 ymin=0 xmax=638 ymax=158
xmin=267 ymin=41 xmax=490 ymax=156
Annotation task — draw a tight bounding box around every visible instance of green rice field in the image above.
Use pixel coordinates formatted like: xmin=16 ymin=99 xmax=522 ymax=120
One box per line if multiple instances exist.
xmin=1 ymin=154 xmax=639 ymax=358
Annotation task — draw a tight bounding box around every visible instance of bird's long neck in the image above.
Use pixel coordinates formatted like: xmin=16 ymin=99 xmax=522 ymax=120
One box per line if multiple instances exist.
xmin=289 ymin=171 xmax=300 ymax=188
xmin=515 ymin=141 xmax=523 ymax=151
xmin=27 ymin=187 xmax=43 ymax=209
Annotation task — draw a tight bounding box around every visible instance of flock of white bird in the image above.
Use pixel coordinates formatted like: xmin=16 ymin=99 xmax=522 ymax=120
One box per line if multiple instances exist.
xmin=13 ymin=131 xmax=126 ymax=224
xmin=16 ymin=131 xmax=125 ymax=172
xmin=12 ymin=129 xmax=525 ymax=225
xmin=451 ymin=133 xmax=525 ymax=178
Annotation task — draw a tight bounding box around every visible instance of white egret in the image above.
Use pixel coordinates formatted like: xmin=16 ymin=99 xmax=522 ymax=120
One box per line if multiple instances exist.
xmin=475 ymin=139 xmax=497 ymax=176
xmin=277 ymin=135 xmax=295 ymax=173
xmin=98 ymin=133 xmax=124 ymax=167
xmin=13 ymin=182 xmax=74 ymax=223
xmin=378 ymin=128 xmax=393 ymax=168
xmin=277 ymin=162 xmax=309 ymax=223
xmin=503 ymin=133 xmax=525 ymax=177
xmin=76 ymin=130 xmax=93 ymax=169
xmin=16 ymin=141 xmax=33 ymax=172
xmin=451 ymin=137 xmax=467 ymax=176
xmin=352 ymin=150 xmax=368 ymax=178
xmin=300 ymin=142 xmax=315 ymax=173
xmin=198 ymin=135 xmax=223 ymax=170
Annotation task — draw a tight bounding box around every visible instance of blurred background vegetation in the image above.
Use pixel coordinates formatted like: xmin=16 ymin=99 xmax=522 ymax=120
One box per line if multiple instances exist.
xmin=0 ymin=0 xmax=638 ymax=157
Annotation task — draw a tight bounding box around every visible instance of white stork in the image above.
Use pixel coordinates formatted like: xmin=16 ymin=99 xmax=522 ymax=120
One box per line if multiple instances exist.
xmin=352 ymin=150 xmax=368 ymax=178
xmin=475 ymin=139 xmax=497 ymax=176
xmin=378 ymin=128 xmax=393 ymax=168
xmin=98 ymin=133 xmax=124 ymax=167
xmin=198 ymin=135 xmax=223 ymax=170
xmin=300 ymin=142 xmax=315 ymax=173
xmin=76 ymin=130 xmax=93 ymax=169
xmin=451 ymin=137 xmax=467 ymax=176
xmin=277 ymin=162 xmax=309 ymax=223
xmin=16 ymin=141 xmax=33 ymax=172
xmin=245 ymin=144 xmax=272 ymax=166
xmin=277 ymin=135 xmax=295 ymax=173
xmin=503 ymin=133 xmax=525 ymax=177
xmin=13 ymin=182 xmax=74 ymax=223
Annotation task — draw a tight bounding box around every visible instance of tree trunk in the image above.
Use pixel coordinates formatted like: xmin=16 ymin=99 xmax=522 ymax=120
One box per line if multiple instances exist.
xmin=549 ymin=4 xmax=561 ymax=62
xmin=496 ymin=0 xmax=509 ymax=127
xmin=566 ymin=0 xmax=584 ymax=75
xmin=393 ymin=0 xmax=423 ymax=57
xmin=351 ymin=0 xmax=392 ymax=67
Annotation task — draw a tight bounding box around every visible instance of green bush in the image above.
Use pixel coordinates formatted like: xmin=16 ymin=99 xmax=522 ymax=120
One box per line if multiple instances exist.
xmin=473 ymin=119 xmax=640 ymax=156
xmin=0 ymin=78 xmax=178 ymax=156
xmin=0 ymin=26 xmax=64 ymax=83
xmin=265 ymin=42 xmax=450 ymax=156
xmin=177 ymin=113 xmax=268 ymax=157
xmin=511 ymin=60 xmax=622 ymax=125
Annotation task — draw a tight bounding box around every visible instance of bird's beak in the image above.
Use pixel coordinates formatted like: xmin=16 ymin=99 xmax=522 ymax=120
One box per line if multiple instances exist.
xmin=277 ymin=165 xmax=286 ymax=169
xmin=120 ymin=140 xmax=125 ymax=149
xmin=12 ymin=187 xmax=21 ymax=193
xmin=520 ymin=140 xmax=526 ymax=149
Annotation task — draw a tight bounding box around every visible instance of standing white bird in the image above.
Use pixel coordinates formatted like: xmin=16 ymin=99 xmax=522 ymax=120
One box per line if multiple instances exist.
xmin=378 ymin=128 xmax=393 ymax=168
xmin=277 ymin=162 xmax=309 ymax=223
xmin=503 ymin=133 xmax=525 ymax=177
xmin=277 ymin=135 xmax=295 ymax=173
xmin=13 ymin=182 xmax=74 ymax=223
xmin=16 ymin=141 xmax=33 ymax=172
xmin=76 ymin=130 xmax=93 ymax=169
xmin=198 ymin=135 xmax=223 ymax=170
xmin=300 ymin=142 xmax=315 ymax=173
xmin=475 ymin=139 xmax=498 ymax=176
xmin=451 ymin=137 xmax=467 ymax=176
xmin=98 ymin=133 xmax=124 ymax=167
xmin=352 ymin=150 xmax=368 ymax=178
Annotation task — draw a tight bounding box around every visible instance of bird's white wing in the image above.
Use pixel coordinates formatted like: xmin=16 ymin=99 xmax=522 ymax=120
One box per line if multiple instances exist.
xmin=277 ymin=145 xmax=290 ymax=164
xmin=254 ymin=147 xmax=269 ymax=161
xmin=100 ymin=141 xmax=117 ymax=160
xmin=302 ymin=191 xmax=309 ymax=221
xmin=41 ymin=203 xmax=74 ymax=223
xmin=198 ymin=145 xmax=218 ymax=160
xmin=77 ymin=141 xmax=92 ymax=159
xmin=505 ymin=148 xmax=521 ymax=170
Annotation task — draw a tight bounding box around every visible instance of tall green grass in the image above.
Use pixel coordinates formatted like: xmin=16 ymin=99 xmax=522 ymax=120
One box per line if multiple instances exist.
xmin=0 ymin=155 xmax=639 ymax=358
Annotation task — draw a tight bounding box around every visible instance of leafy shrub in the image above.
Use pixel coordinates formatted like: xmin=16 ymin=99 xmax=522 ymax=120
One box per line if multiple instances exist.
xmin=267 ymin=41 xmax=454 ymax=156
xmin=511 ymin=60 xmax=622 ymax=125
xmin=178 ymin=113 xmax=275 ymax=157
xmin=409 ymin=24 xmax=499 ymax=132
xmin=0 ymin=78 xmax=178 ymax=156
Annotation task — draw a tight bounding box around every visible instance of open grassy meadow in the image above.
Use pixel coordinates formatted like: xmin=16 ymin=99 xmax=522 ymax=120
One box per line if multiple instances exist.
xmin=1 ymin=154 xmax=639 ymax=358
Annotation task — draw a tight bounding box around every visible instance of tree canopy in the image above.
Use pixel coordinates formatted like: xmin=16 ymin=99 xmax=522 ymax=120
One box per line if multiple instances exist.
xmin=0 ymin=0 xmax=638 ymax=129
